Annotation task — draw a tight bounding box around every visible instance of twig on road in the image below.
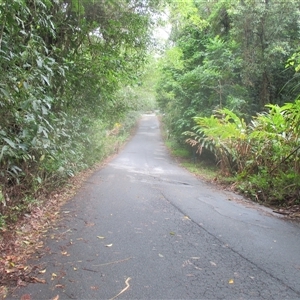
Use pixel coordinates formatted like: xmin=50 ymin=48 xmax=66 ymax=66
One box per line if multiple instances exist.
xmin=81 ymin=267 xmax=99 ymax=273
xmin=93 ymin=257 xmax=132 ymax=267
xmin=109 ymin=277 xmax=131 ymax=300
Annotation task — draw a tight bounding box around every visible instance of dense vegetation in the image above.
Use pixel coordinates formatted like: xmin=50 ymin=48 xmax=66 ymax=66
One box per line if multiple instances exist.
xmin=0 ymin=0 xmax=163 ymax=227
xmin=157 ymin=0 xmax=300 ymax=206
xmin=1 ymin=0 xmax=299 ymax=225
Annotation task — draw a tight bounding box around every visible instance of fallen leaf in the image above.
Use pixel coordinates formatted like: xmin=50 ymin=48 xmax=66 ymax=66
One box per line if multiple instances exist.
xmin=20 ymin=294 xmax=31 ymax=300
xmin=158 ymin=253 xmax=164 ymax=258
xmin=85 ymin=222 xmax=95 ymax=227
xmin=0 ymin=279 xmax=8 ymax=293
xmin=31 ymin=277 xmax=46 ymax=284
xmin=17 ymin=279 xmax=27 ymax=287
xmin=55 ymin=284 xmax=65 ymax=289
xmin=210 ymin=261 xmax=217 ymax=266
xmin=229 ymin=279 xmax=234 ymax=284
xmin=105 ymin=244 xmax=113 ymax=247
xmin=97 ymin=236 xmax=105 ymax=239
xmin=183 ymin=216 xmax=190 ymax=220
xmin=169 ymin=232 xmax=175 ymax=235
xmin=39 ymin=269 xmax=46 ymax=274
xmin=5 ymin=268 xmax=18 ymax=274
xmin=52 ymin=295 xmax=59 ymax=300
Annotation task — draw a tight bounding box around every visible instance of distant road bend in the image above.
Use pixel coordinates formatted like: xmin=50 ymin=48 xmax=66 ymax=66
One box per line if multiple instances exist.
xmin=11 ymin=113 xmax=300 ymax=299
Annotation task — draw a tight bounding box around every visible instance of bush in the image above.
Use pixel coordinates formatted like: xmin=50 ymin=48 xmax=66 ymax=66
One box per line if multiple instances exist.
xmin=184 ymin=103 xmax=300 ymax=205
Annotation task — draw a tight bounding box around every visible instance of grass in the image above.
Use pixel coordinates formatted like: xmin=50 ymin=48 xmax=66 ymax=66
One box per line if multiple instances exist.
xmin=164 ymin=136 xmax=219 ymax=182
xmin=181 ymin=161 xmax=218 ymax=181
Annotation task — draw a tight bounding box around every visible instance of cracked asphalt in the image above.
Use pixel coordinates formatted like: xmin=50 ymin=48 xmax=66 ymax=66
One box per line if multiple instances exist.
xmin=10 ymin=114 xmax=300 ymax=299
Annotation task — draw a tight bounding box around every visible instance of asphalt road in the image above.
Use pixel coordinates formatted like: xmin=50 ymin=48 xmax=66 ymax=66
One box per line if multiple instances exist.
xmin=10 ymin=114 xmax=300 ymax=299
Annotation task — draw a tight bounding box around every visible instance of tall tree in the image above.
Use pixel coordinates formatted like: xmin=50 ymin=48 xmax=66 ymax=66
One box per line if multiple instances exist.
xmin=156 ymin=0 xmax=300 ymax=141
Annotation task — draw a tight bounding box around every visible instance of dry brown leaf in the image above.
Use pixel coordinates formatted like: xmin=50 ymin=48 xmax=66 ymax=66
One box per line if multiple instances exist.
xmin=0 ymin=158 xmax=111 ymax=293
xmin=31 ymin=277 xmax=46 ymax=284
xmin=20 ymin=294 xmax=31 ymax=300
xmin=0 ymin=285 xmax=8 ymax=298
xmin=52 ymin=295 xmax=60 ymax=300
xmin=85 ymin=222 xmax=95 ymax=227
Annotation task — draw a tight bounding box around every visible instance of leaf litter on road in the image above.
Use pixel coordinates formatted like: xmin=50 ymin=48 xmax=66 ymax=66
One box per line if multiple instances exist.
xmin=0 ymin=164 xmax=99 ymax=298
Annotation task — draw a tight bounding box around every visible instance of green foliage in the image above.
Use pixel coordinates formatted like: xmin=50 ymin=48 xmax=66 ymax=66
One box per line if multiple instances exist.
xmin=185 ymin=103 xmax=300 ymax=205
xmin=157 ymin=0 xmax=300 ymax=139
xmin=0 ymin=0 xmax=164 ymax=226
xmin=156 ymin=0 xmax=300 ymax=205
xmin=116 ymin=55 xmax=160 ymax=114
xmin=165 ymin=139 xmax=191 ymax=158
xmin=185 ymin=108 xmax=248 ymax=175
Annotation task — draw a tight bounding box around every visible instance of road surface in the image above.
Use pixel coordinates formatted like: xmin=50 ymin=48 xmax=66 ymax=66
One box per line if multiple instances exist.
xmin=10 ymin=114 xmax=300 ymax=299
